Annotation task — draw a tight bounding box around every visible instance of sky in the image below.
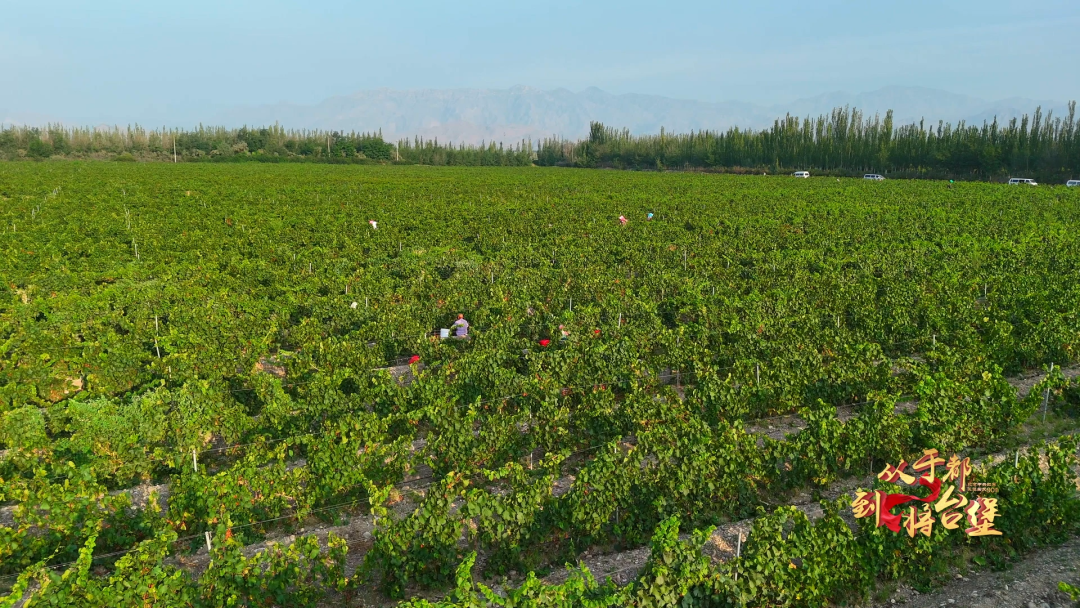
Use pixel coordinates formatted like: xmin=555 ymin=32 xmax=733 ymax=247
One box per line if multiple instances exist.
xmin=1 ymin=0 xmax=1077 ymax=126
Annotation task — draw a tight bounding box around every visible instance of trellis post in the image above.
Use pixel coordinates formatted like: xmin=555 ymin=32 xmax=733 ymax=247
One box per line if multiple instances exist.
xmin=1042 ymin=363 xmax=1055 ymax=422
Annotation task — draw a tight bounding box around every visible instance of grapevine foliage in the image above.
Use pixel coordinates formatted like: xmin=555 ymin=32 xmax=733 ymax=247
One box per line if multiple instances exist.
xmin=1 ymin=164 xmax=1079 ymax=606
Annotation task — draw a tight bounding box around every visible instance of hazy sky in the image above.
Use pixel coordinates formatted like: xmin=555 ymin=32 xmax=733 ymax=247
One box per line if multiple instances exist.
xmin=2 ymin=0 xmax=1077 ymax=125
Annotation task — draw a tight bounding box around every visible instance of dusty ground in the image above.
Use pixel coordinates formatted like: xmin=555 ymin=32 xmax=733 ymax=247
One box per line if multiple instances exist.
xmin=1012 ymin=365 xmax=1080 ymax=400
xmin=542 ymin=517 xmax=1080 ymax=608
xmin=870 ymin=536 xmax=1080 ymax=608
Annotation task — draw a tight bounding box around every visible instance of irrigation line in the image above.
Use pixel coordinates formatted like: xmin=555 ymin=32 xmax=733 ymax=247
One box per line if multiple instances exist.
xmin=211 ymin=438 xmax=614 ymax=540
xmin=49 ymin=350 xmax=1060 ymax=528
xmin=0 ymin=532 xmax=205 ymax=584
xmin=0 ymin=338 xmax=1069 ymax=589
xmin=204 ymin=378 xmax=648 ymax=456
xmin=223 ymin=329 xmax=947 ymax=398
xmin=219 ymin=474 xmax=441 ymax=535
xmin=21 ymin=332 xmax=957 ymax=463
xmin=0 ymin=477 xmax=438 ymax=585
xmin=104 ymin=375 xmax=640 ymax=465
xmin=12 ymin=330 xmax=1022 ymax=537
xmin=0 ymin=439 xmax=622 ymax=585
xmin=13 ymin=329 xmax=1001 ymax=482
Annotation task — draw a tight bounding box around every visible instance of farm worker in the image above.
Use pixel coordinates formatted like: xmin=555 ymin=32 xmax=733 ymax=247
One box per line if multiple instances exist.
xmin=452 ymin=314 xmax=469 ymax=338
xmin=369 ymin=220 xmax=378 ymax=229
xmin=618 ymin=215 xmax=628 ymax=225
xmin=646 ymin=212 xmax=654 ymax=220
xmin=559 ymin=325 xmax=569 ymax=341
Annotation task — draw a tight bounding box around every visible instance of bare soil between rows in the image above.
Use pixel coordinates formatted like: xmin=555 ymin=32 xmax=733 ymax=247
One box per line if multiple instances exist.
xmin=868 ymin=535 xmax=1080 ymax=608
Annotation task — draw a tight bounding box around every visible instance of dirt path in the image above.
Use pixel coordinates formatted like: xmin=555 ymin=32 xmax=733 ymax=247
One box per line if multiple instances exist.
xmin=870 ymin=536 xmax=1080 ymax=608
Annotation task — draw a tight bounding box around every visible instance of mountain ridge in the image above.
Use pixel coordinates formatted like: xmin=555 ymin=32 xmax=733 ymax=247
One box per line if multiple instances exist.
xmin=211 ymin=86 xmax=1071 ymax=145
xmin=5 ymin=87 xmax=1071 ymax=145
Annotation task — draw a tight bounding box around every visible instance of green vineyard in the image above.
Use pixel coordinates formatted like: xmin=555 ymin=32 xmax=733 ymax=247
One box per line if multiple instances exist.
xmin=1 ymin=163 xmax=1079 ymax=607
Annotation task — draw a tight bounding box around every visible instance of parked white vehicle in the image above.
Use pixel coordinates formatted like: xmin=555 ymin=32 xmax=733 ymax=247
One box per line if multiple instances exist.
xmin=1066 ymin=180 xmax=1080 ymax=187
xmin=1008 ymin=178 xmax=1038 ymax=186
xmin=863 ymin=174 xmax=885 ymax=181
xmin=792 ymin=171 xmax=810 ymax=178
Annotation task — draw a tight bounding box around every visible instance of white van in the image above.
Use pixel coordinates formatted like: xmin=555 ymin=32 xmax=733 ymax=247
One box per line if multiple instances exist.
xmin=863 ymin=174 xmax=885 ymax=181
xmin=1008 ymin=178 xmax=1038 ymax=186
xmin=792 ymin=171 xmax=810 ymax=178
xmin=1067 ymin=180 xmax=1080 ymax=187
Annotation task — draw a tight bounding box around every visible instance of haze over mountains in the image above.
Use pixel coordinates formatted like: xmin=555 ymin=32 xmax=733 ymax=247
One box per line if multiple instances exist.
xmin=208 ymin=85 xmax=1071 ymax=145
xmin=3 ymin=86 xmax=1071 ymax=146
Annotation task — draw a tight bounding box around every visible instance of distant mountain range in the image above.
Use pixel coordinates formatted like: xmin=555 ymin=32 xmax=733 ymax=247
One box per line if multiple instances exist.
xmin=209 ymin=85 xmax=1071 ymax=145
xmin=4 ymin=86 xmax=1071 ymax=145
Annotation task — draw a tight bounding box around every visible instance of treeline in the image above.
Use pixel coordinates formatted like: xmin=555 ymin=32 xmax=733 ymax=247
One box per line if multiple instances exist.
xmin=396 ymin=136 xmax=534 ymax=166
xmin=3 ymin=102 xmax=1079 ymax=180
xmin=538 ymin=103 xmax=1080 ymax=182
xmin=0 ymin=124 xmax=396 ymax=162
xmin=0 ymin=123 xmax=536 ymax=166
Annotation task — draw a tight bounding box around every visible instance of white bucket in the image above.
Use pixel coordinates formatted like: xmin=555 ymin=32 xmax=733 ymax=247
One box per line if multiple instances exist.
xmin=439 ymin=328 xmax=450 ymax=339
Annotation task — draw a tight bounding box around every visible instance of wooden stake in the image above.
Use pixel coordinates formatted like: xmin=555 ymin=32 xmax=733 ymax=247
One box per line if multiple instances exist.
xmin=192 ymin=449 xmax=198 ymax=473
xmin=205 ymin=531 xmax=213 ymax=554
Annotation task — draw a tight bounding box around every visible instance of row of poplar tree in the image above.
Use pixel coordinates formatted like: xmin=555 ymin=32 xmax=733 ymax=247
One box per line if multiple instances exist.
xmin=538 ymin=104 xmax=1080 ymax=182
xmin=2 ymin=103 xmax=1077 ymax=181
